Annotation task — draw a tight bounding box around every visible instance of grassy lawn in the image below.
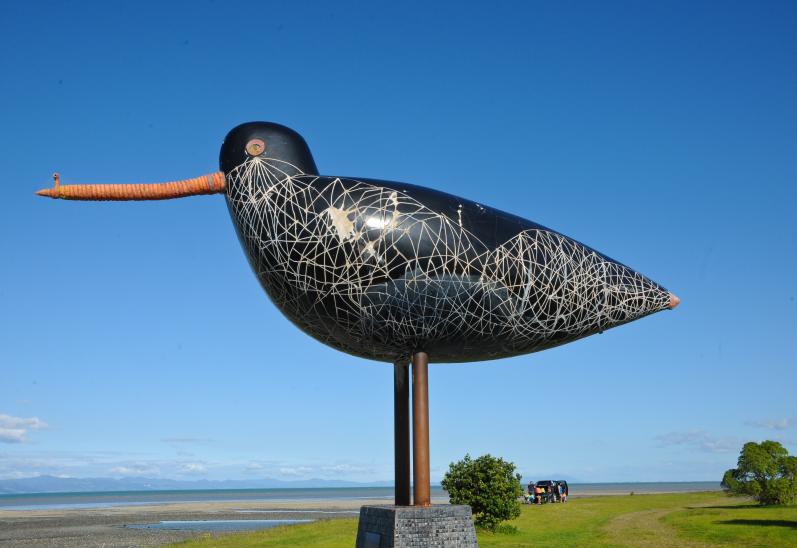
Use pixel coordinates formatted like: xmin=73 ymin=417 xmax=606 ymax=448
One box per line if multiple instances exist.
xmin=169 ymin=492 xmax=797 ymax=547
xmin=664 ymin=501 xmax=797 ymax=546
xmin=168 ymin=518 xmax=357 ymax=548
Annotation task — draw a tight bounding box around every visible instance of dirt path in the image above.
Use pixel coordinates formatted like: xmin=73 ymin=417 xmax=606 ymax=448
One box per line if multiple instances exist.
xmin=603 ymin=504 xmax=717 ymax=547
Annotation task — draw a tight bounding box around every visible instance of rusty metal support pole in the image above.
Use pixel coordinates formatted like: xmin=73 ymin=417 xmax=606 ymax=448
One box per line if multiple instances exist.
xmin=412 ymin=351 xmax=431 ymax=507
xmin=394 ymin=359 xmax=411 ymax=506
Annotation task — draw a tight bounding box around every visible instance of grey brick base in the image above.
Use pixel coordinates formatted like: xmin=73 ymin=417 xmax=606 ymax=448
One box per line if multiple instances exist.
xmin=355 ymin=505 xmax=478 ymax=547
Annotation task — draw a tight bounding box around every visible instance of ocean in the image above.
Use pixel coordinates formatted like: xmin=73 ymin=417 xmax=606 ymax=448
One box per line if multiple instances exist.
xmin=0 ymin=482 xmax=720 ymax=511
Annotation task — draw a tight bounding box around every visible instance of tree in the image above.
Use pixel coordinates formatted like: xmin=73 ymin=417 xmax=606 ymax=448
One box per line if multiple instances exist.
xmin=722 ymin=440 xmax=797 ymax=505
xmin=441 ymin=453 xmax=523 ymax=530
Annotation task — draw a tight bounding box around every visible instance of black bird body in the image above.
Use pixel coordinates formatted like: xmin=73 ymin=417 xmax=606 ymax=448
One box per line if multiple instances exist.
xmin=221 ymin=123 xmax=672 ymax=363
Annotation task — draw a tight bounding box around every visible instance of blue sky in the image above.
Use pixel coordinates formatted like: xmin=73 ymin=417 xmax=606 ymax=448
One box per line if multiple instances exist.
xmin=1 ymin=1 xmax=795 ymax=484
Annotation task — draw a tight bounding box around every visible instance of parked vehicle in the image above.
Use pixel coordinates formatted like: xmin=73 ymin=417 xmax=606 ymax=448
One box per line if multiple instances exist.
xmin=527 ymin=480 xmax=569 ymax=504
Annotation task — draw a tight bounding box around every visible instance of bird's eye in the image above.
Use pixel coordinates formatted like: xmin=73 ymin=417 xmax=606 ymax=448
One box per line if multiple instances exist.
xmin=245 ymin=139 xmax=266 ymax=156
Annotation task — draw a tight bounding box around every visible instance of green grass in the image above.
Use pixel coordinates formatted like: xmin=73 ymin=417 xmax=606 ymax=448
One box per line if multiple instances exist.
xmin=664 ymin=501 xmax=797 ymax=546
xmin=168 ymin=518 xmax=357 ymax=547
xmin=169 ymin=492 xmax=797 ymax=547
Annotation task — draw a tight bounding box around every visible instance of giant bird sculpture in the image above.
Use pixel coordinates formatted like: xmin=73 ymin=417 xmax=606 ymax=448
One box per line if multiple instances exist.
xmin=38 ymin=121 xmax=678 ymax=362
xmin=37 ymin=121 xmax=679 ymax=508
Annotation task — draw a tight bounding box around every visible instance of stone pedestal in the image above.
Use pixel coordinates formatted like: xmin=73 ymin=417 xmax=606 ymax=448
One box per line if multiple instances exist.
xmin=356 ymin=505 xmax=478 ymax=547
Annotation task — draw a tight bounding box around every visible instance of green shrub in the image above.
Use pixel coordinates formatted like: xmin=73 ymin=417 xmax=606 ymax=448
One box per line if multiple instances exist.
xmin=441 ymin=453 xmax=523 ymax=530
xmin=722 ymin=440 xmax=797 ymax=505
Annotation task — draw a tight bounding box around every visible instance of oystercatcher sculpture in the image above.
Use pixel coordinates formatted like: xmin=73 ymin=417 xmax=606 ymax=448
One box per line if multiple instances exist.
xmin=37 ymin=121 xmax=679 ymax=512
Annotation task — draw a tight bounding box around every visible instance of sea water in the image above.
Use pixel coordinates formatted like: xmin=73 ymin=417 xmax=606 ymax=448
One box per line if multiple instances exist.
xmin=0 ymin=482 xmax=720 ymax=511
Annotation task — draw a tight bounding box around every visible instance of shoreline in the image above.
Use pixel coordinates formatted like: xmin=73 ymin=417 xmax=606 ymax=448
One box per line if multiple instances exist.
xmin=0 ymin=485 xmax=722 ymax=514
xmin=0 ymin=481 xmax=720 ymax=509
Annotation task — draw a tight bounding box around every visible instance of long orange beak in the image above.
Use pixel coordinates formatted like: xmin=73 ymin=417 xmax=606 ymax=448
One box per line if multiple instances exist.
xmin=36 ymin=172 xmax=226 ymax=201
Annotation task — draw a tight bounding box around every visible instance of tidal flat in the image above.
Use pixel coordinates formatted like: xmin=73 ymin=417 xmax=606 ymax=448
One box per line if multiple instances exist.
xmin=0 ymin=498 xmax=384 ymax=547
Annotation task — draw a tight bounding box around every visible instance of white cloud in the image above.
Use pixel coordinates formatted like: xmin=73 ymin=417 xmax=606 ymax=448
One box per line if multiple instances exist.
xmin=110 ymin=463 xmax=160 ymax=476
xmin=0 ymin=415 xmax=47 ymax=429
xmin=179 ymin=462 xmax=207 ymax=474
xmin=279 ymin=466 xmax=314 ymax=477
xmin=0 ymin=428 xmax=26 ymax=443
xmin=0 ymin=451 xmax=387 ymax=483
xmin=110 ymin=466 xmax=137 ymax=475
xmin=746 ymin=418 xmax=794 ymax=431
xmin=0 ymin=414 xmax=47 ymax=443
xmin=655 ymin=430 xmax=738 ymax=454
xmin=322 ymin=463 xmax=371 ymax=474
xmin=276 ymin=461 xmax=375 ymax=479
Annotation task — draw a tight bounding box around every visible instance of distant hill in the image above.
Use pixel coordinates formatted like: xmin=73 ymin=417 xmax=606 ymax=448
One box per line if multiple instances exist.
xmin=0 ymin=475 xmax=393 ymax=495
